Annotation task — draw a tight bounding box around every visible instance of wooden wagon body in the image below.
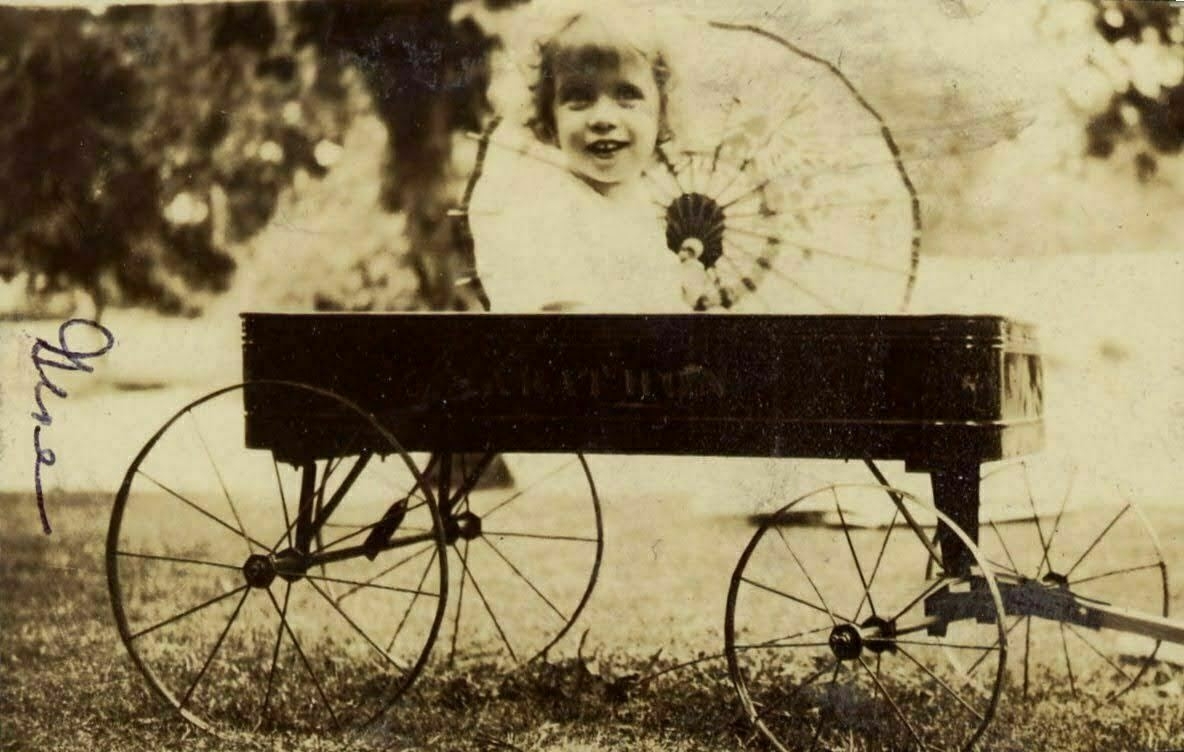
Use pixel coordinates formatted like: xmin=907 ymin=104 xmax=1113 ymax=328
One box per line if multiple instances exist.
xmin=240 ymin=313 xmax=1044 ymax=467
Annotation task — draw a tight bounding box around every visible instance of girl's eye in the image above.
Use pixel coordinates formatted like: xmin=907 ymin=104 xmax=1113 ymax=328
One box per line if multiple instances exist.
xmin=615 ymin=83 xmax=645 ymax=102
xmin=558 ymin=84 xmax=594 ymax=108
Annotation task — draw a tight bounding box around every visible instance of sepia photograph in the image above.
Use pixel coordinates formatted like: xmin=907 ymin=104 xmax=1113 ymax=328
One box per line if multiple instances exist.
xmin=1 ymin=0 xmax=1182 ymax=750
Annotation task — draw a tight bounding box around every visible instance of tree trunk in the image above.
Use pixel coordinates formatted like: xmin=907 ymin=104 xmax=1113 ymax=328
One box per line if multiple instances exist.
xmin=298 ymin=0 xmax=493 ymax=310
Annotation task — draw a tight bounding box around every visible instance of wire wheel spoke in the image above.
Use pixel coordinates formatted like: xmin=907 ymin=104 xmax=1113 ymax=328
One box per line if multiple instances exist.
xmin=273 ymin=456 xmax=294 ymax=551
xmin=1059 ymin=622 xmax=1078 ymax=697
xmin=181 ymin=588 xmax=251 ymax=708
xmin=987 ymin=519 xmax=1020 ymax=576
xmin=386 ymin=548 xmax=440 ymax=654
xmin=107 ymin=382 xmax=448 ymax=735
xmin=336 ymin=542 xmax=433 ymax=604
xmin=116 ymin=549 xmax=240 ymax=572
xmin=773 ymin=526 xmax=840 ymax=626
xmin=978 ymin=460 xmax=1169 ymax=700
xmin=895 ymin=644 xmax=985 ymax=721
xmin=265 ymin=587 xmax=340 ymax=731
xmin=1065 ymin=624 xmax=1135 ymax=685
xmin=446 ymin=451 xmax=497 ymax=509
xmin=737 ymin=624 xmax=836 ymax=652
xmin=1070 ymin=562 xmax=1164 ymax=587
xmin=1064 ymin=504 xmax=1131 ymax=580
xmin=889 ymin=577 xmax=951 ymax=626
xmin=137 ymin=470 xmax=270 ymax=553
xmin=734 ymin=640 xmax=834 ymax=651
xmin=303 ymin=572 xmax=439 ymax=599
xmin=855 ymin=505 xmax=899 ymax=622
xmin=189 ymin=411 xmax=253 ymax=555
xmin=858 ymin=657 xmax=926 ymax=748
xmin=1037 ymin=468 xmax=1076 ymax=576
xmin=128 ymin=585 xmax=249 ymax=641
xmin=482 ymin=529 xmax=598 ymax=543
xmin=260 ymin=582 xmax=292 ymax=721
xmin=1022 ymin=616 xmax=1032 ymax=697
xmin=458 ymin=543 xmax=517 ymax=663
xmin=740 ymin=575 xmax=846 ymax=623
xmin=480 ymin=537 xmax=569 ymax=625
xmin=305 ymin=579 xmax=410 ymax=675
xmin=478 ymin=457 xmax=577 ymax=521
xmin=449 ymin=539 xmax=470 ymax=665
xmin=727 ymin=484 xmax=1003 ymax=752
xmin=964 ymin=614 xmax=1024 ymax=678
xmin=442 ymin=454 xmax=601 ymax=665
xmin=832 ymin=488 xmax=875 ymax=618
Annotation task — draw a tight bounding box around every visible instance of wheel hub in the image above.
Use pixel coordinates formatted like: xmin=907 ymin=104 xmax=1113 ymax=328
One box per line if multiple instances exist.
xmin=274 ymin=548 xmax=310 ymax=582
xmin=860 ymin=616 xmax=896 ymax=654
xmin=828 ymin=623 xmax=863 ymax=661
xmin=1042 ymin=571 xmax=1070 ymax=589
xmin=241 ymin=554 xmax=277 ymax=589
xmin=445 ymin=510 xmax=483 ymax=544
xmin=240 ymin=548 xmax=312 ymax=586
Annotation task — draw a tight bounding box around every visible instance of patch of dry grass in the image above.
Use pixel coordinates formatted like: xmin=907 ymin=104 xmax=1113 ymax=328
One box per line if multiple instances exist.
xmin=3 ymin=491 xmax=1183 ymax=752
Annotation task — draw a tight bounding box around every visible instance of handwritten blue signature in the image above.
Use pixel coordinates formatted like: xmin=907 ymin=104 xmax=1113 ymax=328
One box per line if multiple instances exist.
xmin=31 ymin=318 xmax=115 ymax=534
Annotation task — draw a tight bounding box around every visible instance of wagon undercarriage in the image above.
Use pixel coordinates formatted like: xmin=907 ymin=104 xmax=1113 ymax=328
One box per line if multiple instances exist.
xmin=105 ymin=313 xmax=1179 ymax=751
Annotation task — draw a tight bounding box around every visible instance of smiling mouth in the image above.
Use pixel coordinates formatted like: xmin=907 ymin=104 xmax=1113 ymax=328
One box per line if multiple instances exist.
xmin=586 ymin=140 xmax=628 ymax=157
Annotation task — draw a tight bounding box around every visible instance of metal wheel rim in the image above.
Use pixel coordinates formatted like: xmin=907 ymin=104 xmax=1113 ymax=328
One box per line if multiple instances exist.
xmin=435 ymin=451 xmax=604 ymax=666
xmin=725 ymin=483 xmax=1007 ymax=752
xmin=979 ymin=460 xmax=1170 ymax=702
xmin=106 ymin=380 xmax=450 ymax=737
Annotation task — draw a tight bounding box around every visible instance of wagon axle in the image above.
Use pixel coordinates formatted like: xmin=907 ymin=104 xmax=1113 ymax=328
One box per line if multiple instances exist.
xmin=443 ymin=510 xmax=483 ymax=544
xmin=827 ymin=622 xmax=896 ymax=661
xmin=240 ymin=549 xmax=309 ymax=588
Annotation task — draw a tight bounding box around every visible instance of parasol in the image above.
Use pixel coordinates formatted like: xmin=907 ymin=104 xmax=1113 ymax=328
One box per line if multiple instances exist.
xmin=452 ymin=5 xmax=921 ymax=314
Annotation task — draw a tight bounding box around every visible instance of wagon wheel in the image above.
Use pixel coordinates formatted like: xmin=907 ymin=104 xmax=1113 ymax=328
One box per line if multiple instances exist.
xmin=429 ymin=451 xmax=603 ymax=666
xmin=107 ymin=382 xmax=448 ymax=738
xmin=726 ymin=484 xmax=1007 ymax=752
xmin=974 ymin=459 xmax=1169 ymax=701
xmin=455 ymin=12 xmax=920 ymax=314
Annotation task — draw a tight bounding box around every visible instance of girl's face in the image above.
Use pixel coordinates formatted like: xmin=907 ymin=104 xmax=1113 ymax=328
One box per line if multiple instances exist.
xmin=552 ymin=49 xmax=660 ymax=195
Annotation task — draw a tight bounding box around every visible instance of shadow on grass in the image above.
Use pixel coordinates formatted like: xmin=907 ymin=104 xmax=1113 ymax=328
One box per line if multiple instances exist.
xmin=354 ymin=656 xmax=755 ymax=752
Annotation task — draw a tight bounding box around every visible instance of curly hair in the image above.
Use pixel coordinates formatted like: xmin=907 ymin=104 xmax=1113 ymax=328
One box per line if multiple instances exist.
xmin=525 ymin=13 xmax=675 ymax=147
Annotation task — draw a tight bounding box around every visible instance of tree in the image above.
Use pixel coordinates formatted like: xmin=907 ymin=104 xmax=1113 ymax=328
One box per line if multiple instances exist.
xmin=288 ymin=0 xmax=502 ymax=309
xmin=1 ymin=0 xmax=457 ymax=317
xmin=0 ymin=1 xmax=546 ymax=317
xmin=1078 ymin=0 xmax=1184 ymax=181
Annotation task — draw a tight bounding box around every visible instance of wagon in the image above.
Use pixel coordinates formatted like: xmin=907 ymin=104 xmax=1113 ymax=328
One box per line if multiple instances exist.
xmin=105 ymin=311 xmax=1183 ymax=751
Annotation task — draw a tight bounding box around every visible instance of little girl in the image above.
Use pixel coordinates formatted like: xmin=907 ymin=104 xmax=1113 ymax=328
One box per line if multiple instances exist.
xmin=469 ymin=8 xmax=706 ymax=313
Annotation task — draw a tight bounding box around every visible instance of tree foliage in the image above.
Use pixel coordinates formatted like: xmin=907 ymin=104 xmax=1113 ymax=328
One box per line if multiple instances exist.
xmin=285 ymin=0 xmax=498 ymax=309
xmin=0 ymin=3 xmax=398 ymax=316
xmin=1079 ymin=0 xmax=1184 ymax=180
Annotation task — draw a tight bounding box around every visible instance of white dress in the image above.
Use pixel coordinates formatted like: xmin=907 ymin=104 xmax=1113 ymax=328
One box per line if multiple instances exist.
xmin=469 ymin=125 xmax=686 ymax=313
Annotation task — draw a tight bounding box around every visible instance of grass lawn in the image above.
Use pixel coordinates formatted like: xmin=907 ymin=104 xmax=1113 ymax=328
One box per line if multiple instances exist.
xmin=3 ymin=484 xmax=1183 ymax=752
